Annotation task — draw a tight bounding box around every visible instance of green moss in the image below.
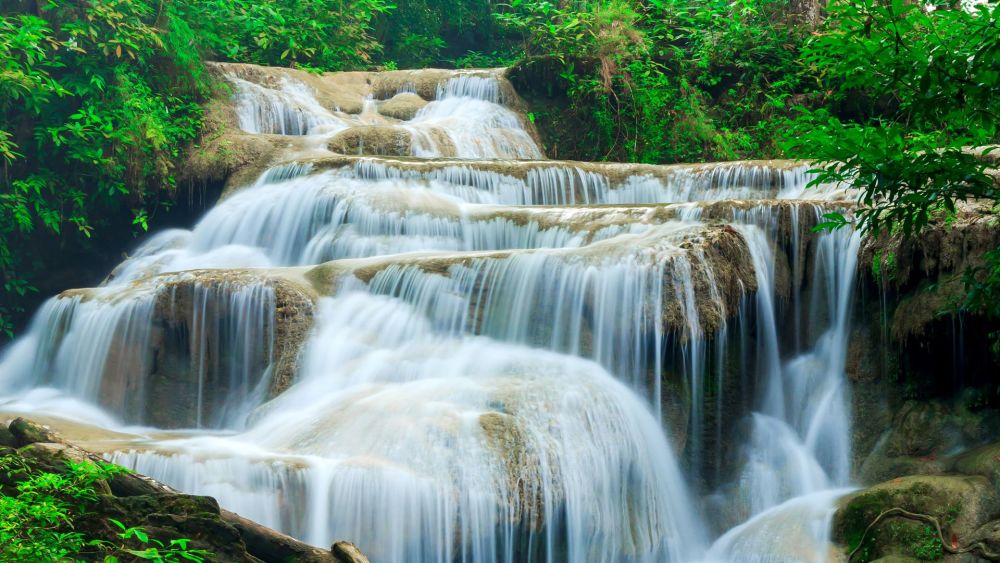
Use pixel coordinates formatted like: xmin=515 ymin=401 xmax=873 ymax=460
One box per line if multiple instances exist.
xmin=886 ymin=521 xmax=943 ymax=561
xmin=841 ymin=490 xmax=893 ymax=554
xmin=944 ymin=503 xmax=962 ymax=526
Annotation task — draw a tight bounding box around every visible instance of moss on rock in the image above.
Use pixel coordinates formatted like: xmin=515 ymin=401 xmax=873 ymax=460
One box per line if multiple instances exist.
xmin=834 ymin=475 xmax=1000 ymax=561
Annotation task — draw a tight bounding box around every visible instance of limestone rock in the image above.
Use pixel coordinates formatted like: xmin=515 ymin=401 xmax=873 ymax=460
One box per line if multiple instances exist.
xmin=328 ymin=126 xmax=414 ymax=157
xmin=377 ymin=92 xmax=428 ymax=121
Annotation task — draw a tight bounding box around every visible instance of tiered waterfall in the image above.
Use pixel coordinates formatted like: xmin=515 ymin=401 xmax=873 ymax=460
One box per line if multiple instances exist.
xmin=0 ymin=62 xmax=860 ymax=562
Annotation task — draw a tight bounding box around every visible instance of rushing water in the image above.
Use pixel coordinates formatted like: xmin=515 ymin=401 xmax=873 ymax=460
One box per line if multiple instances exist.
xmin=0 ymin=66 xmax=860 ymax=562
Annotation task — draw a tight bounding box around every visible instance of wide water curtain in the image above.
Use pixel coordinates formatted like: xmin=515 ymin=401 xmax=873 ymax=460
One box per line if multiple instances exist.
xmin=0 ymin=64 xmax=859 ymax=562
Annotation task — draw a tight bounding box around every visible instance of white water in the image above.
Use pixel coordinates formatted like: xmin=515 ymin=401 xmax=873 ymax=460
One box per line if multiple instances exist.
xmin=0 ymin=65 xmax=861 ymax=562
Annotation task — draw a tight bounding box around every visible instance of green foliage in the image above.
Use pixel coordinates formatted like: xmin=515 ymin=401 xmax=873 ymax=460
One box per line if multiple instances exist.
xmin=886 ymin=521 xmax=944 ymax=560
xmin=453 ymin=50 xmax=519 ymax=68
xmin=964 ymin=247 xmax=1000 ymax=355
xmin=0 ymin=0 xmax=394 ymax=337
xmin=783 ymin=0 xmax=1000 ymax=335
xmin=498 ymin=0 xmax=810 ymax=163
xmin=0 ymin=0 xmax=210 ymax=337
xmin=872 ymin=251 xmax=898 ymax=284
xmin=374 ymin=0 xmax=508 ymax=68
xmin=785 ymin=0 xmax=998 ymax=236
xmin=107 ymin=519 xmax=211 ymax=562
xmin=178 ymin=0 xmax=393 ymax=71
xmin=0 ymin=453 xmax=210 ymax=561
xmin=0 ymin=453 xmax=123 ymax=559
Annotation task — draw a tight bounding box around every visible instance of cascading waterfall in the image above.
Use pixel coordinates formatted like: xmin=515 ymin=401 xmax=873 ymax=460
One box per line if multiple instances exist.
xmin=0 ymin=62 xmax=863 ymax=562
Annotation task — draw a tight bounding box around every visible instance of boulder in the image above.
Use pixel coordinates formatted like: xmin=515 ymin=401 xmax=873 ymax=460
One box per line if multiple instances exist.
xmin=968 ymin=519 xmax=1000 ymax=559
xmin=377 ymin=92 xmax=428 ymax=121
xmin=328 ymin=126 xmax=413 ymax=157
xmin=9 ymin=417 xmax=62 ymax=447
xmin=834 ymin=475 xmax=1000 ymax=561
xmin=952 ymin=441 xmax=1000 ymax=487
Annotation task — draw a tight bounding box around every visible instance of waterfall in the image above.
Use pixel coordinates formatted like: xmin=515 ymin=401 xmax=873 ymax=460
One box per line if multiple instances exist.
xmin=0 ymin=62 xmax=862 ymax=562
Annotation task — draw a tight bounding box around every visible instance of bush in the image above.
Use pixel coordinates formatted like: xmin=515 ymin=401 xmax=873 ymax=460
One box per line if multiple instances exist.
xmin=0 ymin=452 xmax=211 ymax=561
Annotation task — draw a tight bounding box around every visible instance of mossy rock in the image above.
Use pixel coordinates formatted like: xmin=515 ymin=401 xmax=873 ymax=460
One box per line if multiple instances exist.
xmin=969 ymin=519 xmax=1000 ymax=559
xmin=835 ymin=475 xmax=1000 ymax=562
xmin=859 ymin=453 xmax=949 ymax=488
xmin=952 ymin=441 xmax=1000 ymax=487
xmin=0 ymin=423 xmax=19 ymax=448
xmin=80 ymin=493 xmax=257 ymax=562
xmin=9 ymin=417 xmax=62 ymax=446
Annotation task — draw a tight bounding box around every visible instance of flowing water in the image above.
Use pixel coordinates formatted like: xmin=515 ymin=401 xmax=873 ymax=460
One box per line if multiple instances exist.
xmin=0 ymin=65 xmax=861 ymax=561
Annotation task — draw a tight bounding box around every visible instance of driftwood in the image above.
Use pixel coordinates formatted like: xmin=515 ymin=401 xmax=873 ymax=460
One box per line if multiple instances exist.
xmin=222 ymin=509 xmax=337 ymax=562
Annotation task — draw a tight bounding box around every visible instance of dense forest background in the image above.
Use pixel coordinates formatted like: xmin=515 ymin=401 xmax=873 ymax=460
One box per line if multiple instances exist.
xmin=0 ymin=0 xmax=997 ymax=341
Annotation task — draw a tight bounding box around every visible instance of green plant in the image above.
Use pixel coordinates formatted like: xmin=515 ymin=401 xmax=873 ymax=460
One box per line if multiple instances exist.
xmin=180 ymin=0 xmax=393 ymax=71
xmin=0 ymin=454 xmax=126 ymax=559
xmin=107 ymin=519 xmax=212 ymax=562
xmin=872 ymin=251 xmax=898 ymax=284
xmin=785 ymin=0 xmax=998 ymax=235
xmin=453 ymin=50 xmax=518 ymax=68
xmin=497 ymin=0 xmax=810 ymax=163
xmin=783 ymin=0 xmax=999 ymax=344
xmin=0 ymin=453 xmax=211 ymax=561
xmin=0 ymin=0 xmax=209 ymax=335
xmin=0 ymin=0 xmax=397 ymax=337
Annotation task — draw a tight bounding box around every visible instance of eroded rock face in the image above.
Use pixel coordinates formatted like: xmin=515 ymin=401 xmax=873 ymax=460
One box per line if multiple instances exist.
xmin=860 ymin=201 xmax=1000 ymax=342
xmin=846 ymin=201 xmax=1000 ymax=498
xmin=34 ymin=271 xmax=316 ymax=430
xmin=144 ymin=271 xmax=316 ymax=428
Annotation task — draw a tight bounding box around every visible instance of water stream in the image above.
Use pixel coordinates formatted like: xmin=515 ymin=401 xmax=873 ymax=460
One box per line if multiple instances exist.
xmin=0 ymin=66 xmax=860 ymax=562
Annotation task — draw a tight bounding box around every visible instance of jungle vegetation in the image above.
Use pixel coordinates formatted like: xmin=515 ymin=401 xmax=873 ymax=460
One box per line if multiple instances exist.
xmin=0 ymin=0 xmax=997 ymax=340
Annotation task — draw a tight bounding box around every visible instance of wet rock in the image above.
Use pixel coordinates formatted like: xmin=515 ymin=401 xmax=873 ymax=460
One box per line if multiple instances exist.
xmin=0 ymin=424 xmax=15 ymax=448
xmin=9 ymin=417 xmax=62 ymax=446
xmin=952 ymin=442 xmax=1000 ymax=487
xmin=332 ymin=540 xmax=370 ymax=563
xmin=43 ymin=270 xmax=318 ymax=429
xmin=153 ymin=271 xmax=319 ymax=405
xmin=858 ymin=400 xmax=1000 ymax=485
xmin=377 ymin=92 xmax=428 ymax=120
xmin=834 ymin=475 xmax=1000 ymax=561
xmin=887 ymin=402 xmax=965 ymax=458
xmin=370 ymin=68 xmax=471 ymax=101
xmin=328 ymin=126 xmax=414 ymax=157
xmin=478 ymin=411 xmax=547 ymax=530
